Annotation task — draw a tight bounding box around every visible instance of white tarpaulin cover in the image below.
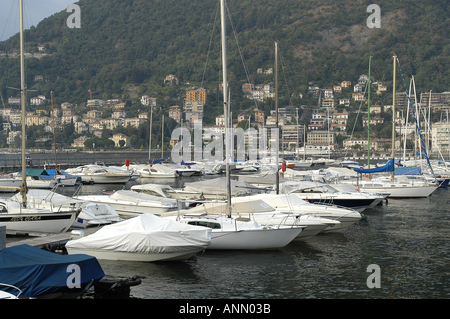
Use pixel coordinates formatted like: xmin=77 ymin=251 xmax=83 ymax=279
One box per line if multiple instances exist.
xmin=65 ymin=213 xmax=211 ymax=254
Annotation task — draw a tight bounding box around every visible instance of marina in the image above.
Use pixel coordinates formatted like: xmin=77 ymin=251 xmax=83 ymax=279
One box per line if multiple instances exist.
xmin=1 ymin=0 xmax=449 ymax=302
xmin=2 ymin=168 xmax=450 ymax=299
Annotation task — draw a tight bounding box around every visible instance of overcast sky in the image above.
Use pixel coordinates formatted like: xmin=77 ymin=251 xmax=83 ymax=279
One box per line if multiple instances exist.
xmin=0 ymin=0 xmax=76 ymax=41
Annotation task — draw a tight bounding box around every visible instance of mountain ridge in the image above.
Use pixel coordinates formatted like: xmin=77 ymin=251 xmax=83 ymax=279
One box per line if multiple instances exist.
xmin=0 ymin=0 xmax=449 ymax=109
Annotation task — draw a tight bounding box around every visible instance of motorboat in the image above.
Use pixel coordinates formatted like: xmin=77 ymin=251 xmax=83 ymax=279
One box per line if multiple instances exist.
xmin=74 ymin=189 xmax=179 ymax=216
xmin=10 ymin=189 xmax=121 ymax=228
xmin=163 ymin=162 xmax=203 ymax=177
xmin=109 ymin=165 xmax=141 ymax=180
xmin=66 ymin=213 xmax=211 ymax=262
xmin=64 ymin=164 xmax=131 ymax=184
xmin=233 ymin=193 xmax=362 ymax=233
xmin=276 ymin=181 xmax=381 ymax=212
xmin=45 ymin=169 xmax=80 ymax=187
xmin=132 ymin=163 xmax=178 ymax=178
xmin=13 ymin=169 xmax=62 ymax=189
xmin=74 ymin=203 xmax=122 ymax=228
xmin=0 ymin=199 xmax=79 ymax=235
xmin=166 ymin=211 xmax=305 ymax=250
xmin=340 ymin=160 xmax=362 ymax=169
xmin=130 ymin=183 xmax=203 ymax=208
xmin=0 ymin=244 xmax=104 ymax=299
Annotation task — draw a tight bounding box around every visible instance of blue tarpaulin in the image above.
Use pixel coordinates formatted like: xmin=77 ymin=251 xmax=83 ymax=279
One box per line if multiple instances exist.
xmin=0 ymin=244 xmax=104 ymax=297
xmin=149 ymin=158 xmax=168 ymax=164
xmin=353 ymin=159 xmax=395 ymax=174
xmin=394 ymin=166 xmax=421 ymax=175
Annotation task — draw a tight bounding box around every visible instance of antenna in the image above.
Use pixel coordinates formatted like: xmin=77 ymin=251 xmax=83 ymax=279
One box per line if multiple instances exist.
xmin=88 ymin=89 xmax=100 ymax=111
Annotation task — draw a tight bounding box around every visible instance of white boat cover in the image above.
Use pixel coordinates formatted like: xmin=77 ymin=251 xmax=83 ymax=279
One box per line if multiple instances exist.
xmin=65 ymin=213 xmax=211 ymax=254
xmin=183 ymin=177 xmax=264 ymax=196
xmin=161 ymin=198 xmax=275 ymax=217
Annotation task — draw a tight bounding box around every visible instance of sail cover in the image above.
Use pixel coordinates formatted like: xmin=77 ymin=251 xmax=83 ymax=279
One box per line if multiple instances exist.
xmin=0 ymin=244 xmax=104 ymax=297
xmin=353 ymin=159 xmax=395 ymax=174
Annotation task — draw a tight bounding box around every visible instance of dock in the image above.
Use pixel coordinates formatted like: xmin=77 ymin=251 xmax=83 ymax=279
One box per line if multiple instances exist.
xmin=5 ymin=226 xmax=102 ymax=251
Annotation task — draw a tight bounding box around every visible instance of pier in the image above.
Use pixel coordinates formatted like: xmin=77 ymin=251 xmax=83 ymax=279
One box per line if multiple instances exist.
xmin=5 ymin=226 xmax=102 ymax=251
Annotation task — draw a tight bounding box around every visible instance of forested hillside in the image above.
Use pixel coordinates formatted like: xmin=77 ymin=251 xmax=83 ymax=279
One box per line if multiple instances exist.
xmin=1 ymin=0 xmax=449 ymax=119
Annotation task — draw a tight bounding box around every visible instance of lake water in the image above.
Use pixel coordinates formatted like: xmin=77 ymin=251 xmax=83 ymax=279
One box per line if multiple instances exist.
xmin=60 ymin=176 xmax=450 ymax=300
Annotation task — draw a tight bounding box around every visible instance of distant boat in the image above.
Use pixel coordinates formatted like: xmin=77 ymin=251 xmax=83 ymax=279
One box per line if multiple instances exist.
xmin=65 ymin=164 xmax=131 ymax=184
xmin=276 ymin=180 xmax=382 ymax=212
xmin=74 ymin=189 xmax=178 ymax=216
xmin=349 ymin=159 xmax=438 ymax=199
xmin=131 ymin=163 xmax=178 ymax=178
xmin=15 ymin=169 xmax=61 ymax=189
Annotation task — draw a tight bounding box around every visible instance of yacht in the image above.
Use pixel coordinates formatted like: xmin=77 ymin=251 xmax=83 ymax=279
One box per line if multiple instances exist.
xmin=65 ymin=164 xmax=132 ymax=184
xmin=276 ymin=181 xmax=382 ymax=212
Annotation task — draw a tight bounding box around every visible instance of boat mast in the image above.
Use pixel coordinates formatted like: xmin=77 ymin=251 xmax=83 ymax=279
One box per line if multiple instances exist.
xmin=367 ymin=56 xmax=372 ymax=169
xmin=391 ymin=55 xmax=396 ymax=181
xmin=51 ymin=91 xmax=57 ymax=170
xmin=19 ymin=0 xmax=27 ymax=207
xmin=149 ymin=105 xmax=153 ymax=163
xmin=161 ymin=114 xmax=164 ymax=158
xmin=275 ymin=41 xmax=279 ymax=194
xmin=220 ymin=0 xmax=231 ymax=215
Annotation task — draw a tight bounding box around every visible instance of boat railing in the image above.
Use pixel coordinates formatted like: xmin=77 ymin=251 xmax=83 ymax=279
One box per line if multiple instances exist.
xmin=0 ymin=283 xmax=22 ymax=298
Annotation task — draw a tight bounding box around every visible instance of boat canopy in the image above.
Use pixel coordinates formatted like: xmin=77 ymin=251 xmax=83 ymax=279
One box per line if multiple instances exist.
xmin=0 ymin=244 xmax=104 ymax=297
xmin=18 ymin=169 xmax=49 ymax=177
xmin=353 ymin=159 xmax=395 ymax=174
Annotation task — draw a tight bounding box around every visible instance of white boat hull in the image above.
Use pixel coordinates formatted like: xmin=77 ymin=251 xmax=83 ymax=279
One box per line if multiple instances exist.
xmin=0 ymin=210 xmax=77 ymax=234
xmin=66 ymin=247 xmax=204 ymax=262
xmin=348 ymin=181 xmax=438 ymax=198
xmin=208 ymin=226 xmax=304 ymax=250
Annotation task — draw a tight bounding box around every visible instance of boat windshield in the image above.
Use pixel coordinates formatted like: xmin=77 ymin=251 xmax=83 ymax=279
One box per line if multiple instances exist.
xmin=299 ymin=185 xmax=339 ymax=194
xmin=187 ymin=221 xmax=222 ymax=229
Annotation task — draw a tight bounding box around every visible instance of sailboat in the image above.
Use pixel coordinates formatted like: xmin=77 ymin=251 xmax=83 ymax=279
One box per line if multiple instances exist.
xmin=162 ymin=1 xmax=305 ymax=250
xmin=345 ymin=56 xmax=438 ymax=199
xmin=0 ymin=0 xmax=79 ymax=234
